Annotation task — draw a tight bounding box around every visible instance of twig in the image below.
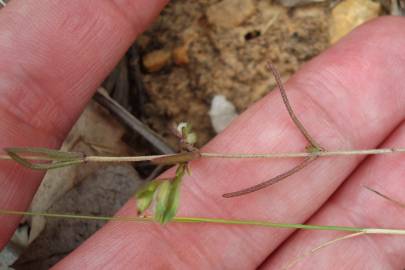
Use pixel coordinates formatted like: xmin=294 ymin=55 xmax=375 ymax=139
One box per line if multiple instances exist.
xmin=94 ymin=88 xmax=175 ymax=154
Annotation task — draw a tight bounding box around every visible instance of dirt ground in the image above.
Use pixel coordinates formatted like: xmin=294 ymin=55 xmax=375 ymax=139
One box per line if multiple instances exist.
xmin=140 ymin=0 xmax=329 ymax=146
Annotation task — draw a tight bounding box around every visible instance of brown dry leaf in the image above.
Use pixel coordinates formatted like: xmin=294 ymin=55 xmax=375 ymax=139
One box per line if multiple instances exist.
xmin=15 ymin=165 xmax=141 ymax=270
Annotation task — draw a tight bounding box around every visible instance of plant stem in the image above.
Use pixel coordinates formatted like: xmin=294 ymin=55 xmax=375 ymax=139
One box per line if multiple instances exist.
xmin=1 ymin=209 xmax=405 ymax=235
xmin=200 ymin=147 xmax=405 ymax=159
xmin=84 ymin=154 xmax=171 ymax=163
xmin=1 ymin=147 xmax=405 ymax=164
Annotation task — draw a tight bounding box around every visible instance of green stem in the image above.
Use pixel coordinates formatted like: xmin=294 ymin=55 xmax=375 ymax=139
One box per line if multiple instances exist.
xmin=2 ymin=209 xmax=405 ymax=235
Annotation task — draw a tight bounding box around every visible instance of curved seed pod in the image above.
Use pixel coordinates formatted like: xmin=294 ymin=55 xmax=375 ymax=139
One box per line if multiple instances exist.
xmin=223 ymin=156 xmax=316 ymax=198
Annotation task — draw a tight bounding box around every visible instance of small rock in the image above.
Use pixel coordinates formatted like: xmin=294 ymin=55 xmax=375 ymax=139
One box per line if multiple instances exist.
xmin=209 ymin=95 xmax=238 ymax=133
xmin=329 ymin=0 xmax=381 ymax=44
xmin=276 ymin=0 xmax=325 ymax=7
xmin=206 ymin=0 xmax=256 ymax=29
xmin=143 ymin=49 xmax=172 ymax=72
xmin=173 ymin=45 xmax=189 ymax=65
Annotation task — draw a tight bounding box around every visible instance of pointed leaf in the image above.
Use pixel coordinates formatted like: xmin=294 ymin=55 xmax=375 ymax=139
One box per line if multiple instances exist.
xmin=5 ymin=147 xmax=83 ymax=160
xmin=135 ymin=180 xmax=162 ymax=215
xmin=159 ymin=165 xmax=185 ymax=224
xmin=154 ymin=180 xmax=172 ymax=224
xmin=5 ymin=147 xmax=84 ymax=170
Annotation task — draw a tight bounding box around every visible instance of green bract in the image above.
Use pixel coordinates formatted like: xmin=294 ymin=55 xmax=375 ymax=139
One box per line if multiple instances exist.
xmin=135 ymin=164 xmax=187 ymax=224
xmin=135 ymin=180 xmax=162 ymax=215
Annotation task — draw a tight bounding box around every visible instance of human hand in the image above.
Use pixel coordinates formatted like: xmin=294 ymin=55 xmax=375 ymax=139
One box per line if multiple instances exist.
xmin=0 ymin=1 xmax=404 ymax=269
xmin=0 ymin=0 xmax=168 ymax=246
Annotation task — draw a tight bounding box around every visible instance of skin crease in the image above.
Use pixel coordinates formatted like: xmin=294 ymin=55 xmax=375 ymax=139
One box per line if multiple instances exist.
xmin=0 ymin=1 xmax=404 ymax=269
xmin=262 ymin=122 xmax=405 ymax=269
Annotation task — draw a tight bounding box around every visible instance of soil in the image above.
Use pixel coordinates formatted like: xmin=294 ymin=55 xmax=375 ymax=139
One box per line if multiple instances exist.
xmin=139 ymin=1 xmax=329 ymax=147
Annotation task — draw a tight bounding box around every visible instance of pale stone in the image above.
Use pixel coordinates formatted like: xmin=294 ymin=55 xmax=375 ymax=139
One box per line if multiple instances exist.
xmin=206 ymin=0 xmax=256 ymax=29
xmin=173 ymin=45 xmax=189 ymax=65
xmin=330 ymin=0 xmax=381 ymax=44
xmin=209 ymin=95 xmax=238 ymax=133
xmin=143 ymin=49 xmax=172 ymax=72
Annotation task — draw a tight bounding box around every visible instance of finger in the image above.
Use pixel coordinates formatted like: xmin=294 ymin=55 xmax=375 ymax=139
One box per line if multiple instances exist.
xmin=56 ymin=17 xmax=405 ymax=269
xmin=263 ymin=120 xmax=405 ymax=269
xmin=0 ymin=0 xmax=167 ymax=247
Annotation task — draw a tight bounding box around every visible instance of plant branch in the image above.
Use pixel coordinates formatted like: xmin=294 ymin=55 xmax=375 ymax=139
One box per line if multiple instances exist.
xmin=220 ymin=62 xmax=327 ymax=197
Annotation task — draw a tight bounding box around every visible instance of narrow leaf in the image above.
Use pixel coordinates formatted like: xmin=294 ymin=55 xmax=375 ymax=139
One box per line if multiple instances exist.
xmin=160 ymin=165 xmax=185 ymax=224
xmin=5 ymin=147 xmax=83 ymax=160
xmin=5 ymin=148 xmax=84 ymax=170
xmin=154 ymin=180 xmax=172 ymax=224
